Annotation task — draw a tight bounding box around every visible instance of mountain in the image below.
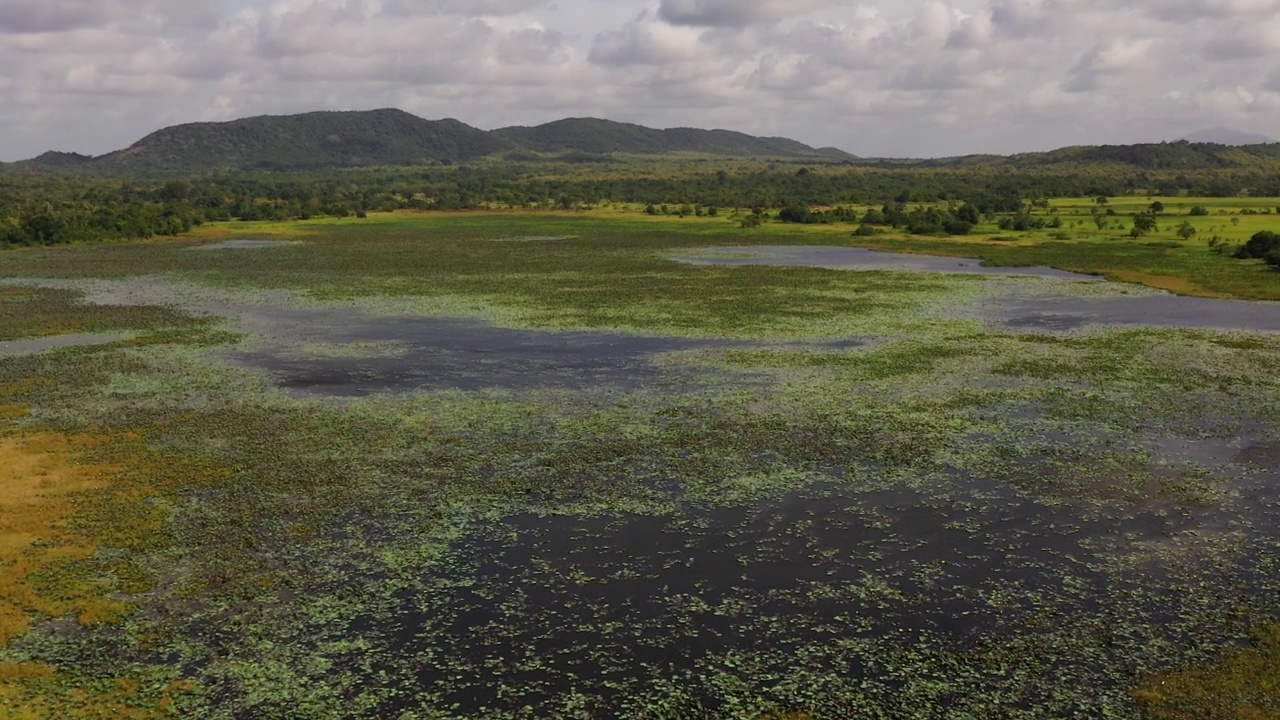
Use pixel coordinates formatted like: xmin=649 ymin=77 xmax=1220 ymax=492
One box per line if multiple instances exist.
xmin=14 ymin=109 xmax=855 ymax=174
xmin=1179 ymin=126 xmax=1274 ymax=146
xmin=492 ymin=118 xmax=854 ymax=160
xmin=22 ymin=151 xmax=95 ymax=168
xmin=91 ymin=109 xmax=508 ymax=173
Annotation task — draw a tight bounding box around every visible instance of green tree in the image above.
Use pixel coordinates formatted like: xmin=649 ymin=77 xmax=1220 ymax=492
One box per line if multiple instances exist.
xmin=1131 ymin=212 xmax=1158 ymax=237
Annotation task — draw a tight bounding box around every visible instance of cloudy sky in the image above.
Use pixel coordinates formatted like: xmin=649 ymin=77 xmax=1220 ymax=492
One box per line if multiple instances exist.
xmin=1 ymin=0 xmax=1279 ymax=161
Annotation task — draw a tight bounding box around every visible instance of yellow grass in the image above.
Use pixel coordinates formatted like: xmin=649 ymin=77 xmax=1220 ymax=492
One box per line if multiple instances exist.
xmin=0 ymin=434 xmax=113 ymax=645
xmin=0 ymin=381 xmax=212 ymax=717
xmin=1132 ymin=624 xmax=1280 ymax=720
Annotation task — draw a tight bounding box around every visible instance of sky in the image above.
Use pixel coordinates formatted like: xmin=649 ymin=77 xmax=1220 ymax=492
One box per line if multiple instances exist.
xmin=1 ymin=0 xmax=1279 ymax=161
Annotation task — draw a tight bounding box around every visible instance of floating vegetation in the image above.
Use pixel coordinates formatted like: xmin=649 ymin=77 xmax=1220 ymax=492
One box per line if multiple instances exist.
xmin=0 ymin=214 xmax=1278 ymax=718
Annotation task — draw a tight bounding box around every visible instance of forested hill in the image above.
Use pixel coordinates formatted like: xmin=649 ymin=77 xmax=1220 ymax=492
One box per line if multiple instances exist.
xmin=88 ymin=110 xmax=506 ymax=173
xmin=7 ymin=109 xmax=855 ymax=174
xmin=7 ymin=109 xmax=1280 ymax=175
xmin=492 ymin=118 xmax=856 ymax=160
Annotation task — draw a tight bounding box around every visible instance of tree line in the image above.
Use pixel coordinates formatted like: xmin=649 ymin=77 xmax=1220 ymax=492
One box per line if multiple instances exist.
xmin=4 ymin=161 xmax=1280 ymax=247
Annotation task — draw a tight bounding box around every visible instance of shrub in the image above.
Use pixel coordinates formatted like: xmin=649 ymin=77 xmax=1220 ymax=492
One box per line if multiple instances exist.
xmin=1189 ymin=206 xmax=1209 ymax=216
xmin=1236 ymin=230 xmax=1280 ymax=259
xmin=777 ymin=205 xmax=813 ymax=224
xmin=944 ymin=220 xmax=974 ymax=236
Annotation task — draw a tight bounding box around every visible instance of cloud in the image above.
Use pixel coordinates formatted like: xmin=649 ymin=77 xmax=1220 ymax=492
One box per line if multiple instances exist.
xmin=0 ymin=0 xmax=1278 ymax=161
xmin=657 ymin=0 xmax=835 ymax=27
xmin=589 ymin=18 xmax=705 ymax=65
xmin=0 ymin=2 xmax=104 ymax=33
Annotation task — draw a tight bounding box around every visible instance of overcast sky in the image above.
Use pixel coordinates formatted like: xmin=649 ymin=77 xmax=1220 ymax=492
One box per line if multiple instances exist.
xmin=1 ymin=0 xmax=1278 ymax=161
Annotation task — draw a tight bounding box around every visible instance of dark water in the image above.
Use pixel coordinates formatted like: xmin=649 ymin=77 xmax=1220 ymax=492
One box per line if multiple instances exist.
xmin=993 ymin=293 xmax=1280 ymax=333
xmin=363 ymin=464 xmax=1280 ymax=717
xmin=229 ymin=314 xmax=751 ymax=395
xmin=671 ymin=246 xmax=1100 ymax=281
xmin=192 ymin=239 xmax=296 ymax=250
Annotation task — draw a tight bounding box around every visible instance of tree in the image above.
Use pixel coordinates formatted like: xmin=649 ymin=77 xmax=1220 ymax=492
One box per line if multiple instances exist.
xmin=1189 ymin=206 xmax=1209 ymax=216
xmin=1176 ymin=221 xmax=1197 ymax=240
xmin=1149 ymin=200 xmax=1165 ymax=214
xmin=956 ymin=203 xmax=980 ymax=225
xmin=1096 ymin=196 xmax=1109 ymax=206
xmin=1131 ymin=212 xmax=1158 ymax=237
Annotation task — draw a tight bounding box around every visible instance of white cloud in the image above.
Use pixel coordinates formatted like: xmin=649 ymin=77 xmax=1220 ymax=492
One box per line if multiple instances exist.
xmin=0 ymin=0 xmax=1279 ymax=160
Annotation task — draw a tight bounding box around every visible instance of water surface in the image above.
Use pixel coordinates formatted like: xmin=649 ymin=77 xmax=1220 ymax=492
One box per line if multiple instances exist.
xmin=0 ymin=332 xmax=126 ymax=356
xmin=671 ymin=246 xmax=1100 ymax=281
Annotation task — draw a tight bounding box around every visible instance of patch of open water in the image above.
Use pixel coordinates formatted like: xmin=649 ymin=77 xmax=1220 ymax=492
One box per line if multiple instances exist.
xmin=990 ymin=293 xmax=1280 ymax=333
xmin=670 ymin=245 xmax=1101 ymax=281
xmin=671 ymin=245 xmax=1280 ymax=333
xmin=190 ymin=239 xmax=296 ymax=250
xmin=0 ymin=332 xmax=127 ymax=356
xmin=227 ymin=313 xmax=753 ymax=395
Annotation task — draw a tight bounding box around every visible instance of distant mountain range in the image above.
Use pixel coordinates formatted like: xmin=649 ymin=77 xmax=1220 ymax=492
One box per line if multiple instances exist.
xmin=1179 ymin=126 xmax=1275 ymax=146
xmin=4 ymin=109 xmax=855 ymax=174
xmin=4 ymin=109 xmax=1279 ymax=175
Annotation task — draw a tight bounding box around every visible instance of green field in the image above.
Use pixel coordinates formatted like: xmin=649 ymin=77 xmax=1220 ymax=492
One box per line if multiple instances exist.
xmin=1 ymin=212 xmax=1279 ymax=719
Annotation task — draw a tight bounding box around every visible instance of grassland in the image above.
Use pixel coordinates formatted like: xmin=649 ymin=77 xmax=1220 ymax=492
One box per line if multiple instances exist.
xmin=0 ymin=210 xmax=1278 ymax=718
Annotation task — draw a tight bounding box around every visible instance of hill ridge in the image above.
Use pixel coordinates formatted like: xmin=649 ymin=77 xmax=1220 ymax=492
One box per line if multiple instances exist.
xmin=13 ymin=110 xmax=854 ymax=174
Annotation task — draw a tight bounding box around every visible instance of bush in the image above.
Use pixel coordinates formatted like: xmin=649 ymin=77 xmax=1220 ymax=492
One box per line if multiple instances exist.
xmin=1236 ymin=230 xmax=1280 ymax=259
xmin=907 ymin=222 xmax=944 ymax=235
xmin=853 ymin=224 xmax=879 ymax=236
xmin=1267 ymin=249 xmax=1280 ymax=268
xmin=777 ymin=205 xmax=813 ymax=224
xmin=944 ymin=220 xmax=974 ymax=235
xmin=1189 ymin=206 xmax=1209 ymax=216
xmin=860 ymin=209 xmax=888 ymax=225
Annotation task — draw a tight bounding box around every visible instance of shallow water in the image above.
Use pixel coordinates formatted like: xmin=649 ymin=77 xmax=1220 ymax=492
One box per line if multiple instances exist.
xmin=670 ymin=245 xmax=1280 ymax=333
xmin=0 ymin=332 xmax=126 ymax=356
xmin=990 ymin=293 xmax=1280 ymax=333
xmin=368 ymin=464 xmax=1280 ymax=716
xmin=191 ymin=239 xmax=296 ymax=250
xmin=229 ymin=313 xmax=744 ymax=395
xmin=671 ymin=246 xmax=1101 ymax=281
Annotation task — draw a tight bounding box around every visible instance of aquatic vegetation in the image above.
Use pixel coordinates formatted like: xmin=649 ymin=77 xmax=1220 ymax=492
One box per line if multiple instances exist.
xmin=0 ymin=212 xmax=1277 ymax=718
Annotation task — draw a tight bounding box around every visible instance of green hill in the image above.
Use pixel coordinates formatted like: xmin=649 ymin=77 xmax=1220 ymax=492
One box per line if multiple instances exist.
xmin=15 ymin=110 xmax=857 ymax=174
xmin=85 ymin=109 xmax=506 ymax=173
xmin=492 ymin=118 xmax=854 ymax=160
xmin=16 ymin=109 xmax=1280 ymax=175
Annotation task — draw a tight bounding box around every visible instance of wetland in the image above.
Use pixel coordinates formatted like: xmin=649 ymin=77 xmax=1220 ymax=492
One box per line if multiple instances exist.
xmin=1 ymin=213 xmax=1279 ymax=719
